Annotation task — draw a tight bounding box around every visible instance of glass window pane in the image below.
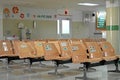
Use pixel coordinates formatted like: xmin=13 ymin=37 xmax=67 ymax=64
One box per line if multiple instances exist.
xmin=57 ymin=20 xmax=60 ymax=34
xmin=62 ymin=20 xmax=70 ymax=34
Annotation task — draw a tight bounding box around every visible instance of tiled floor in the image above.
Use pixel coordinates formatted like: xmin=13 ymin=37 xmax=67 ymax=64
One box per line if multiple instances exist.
xmin=0 ymin=60 xmax=120 ymax=80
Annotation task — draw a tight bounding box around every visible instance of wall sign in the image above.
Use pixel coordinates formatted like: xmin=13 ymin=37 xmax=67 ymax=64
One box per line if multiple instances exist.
xmin=3 ymin=6 xmax=56 ymax=20
xmin=96 ymin=12 xmax=106 ymax=30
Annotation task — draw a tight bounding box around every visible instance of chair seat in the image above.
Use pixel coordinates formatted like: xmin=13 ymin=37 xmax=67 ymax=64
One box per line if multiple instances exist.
xmin=55 ymin=56 xmax=71 ymax=60
xmin=117 ymin=55 xmax=120 ymax=58
xmin=72 ymin=55 xmax=88 ymax=63
xmin=103 ymin=56 xmax=118 ymax=61
xmin=45 ymin=56 xmax=70 ymax=61
xmin=88 ymin=58 xmax=103 ymax=63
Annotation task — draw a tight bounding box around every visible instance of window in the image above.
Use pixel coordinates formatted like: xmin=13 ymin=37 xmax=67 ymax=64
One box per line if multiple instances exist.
xmin=62 ymin=20 xmax=70 ymax=34
xmin=57 ymin=20 xmax=60 ymax=34
xmin=57 ymin=19 xmax=70 ymax=34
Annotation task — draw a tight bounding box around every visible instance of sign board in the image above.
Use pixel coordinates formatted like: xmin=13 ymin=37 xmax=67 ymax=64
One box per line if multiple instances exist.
xmin=96 ymin=12 xmax=106 ymax=30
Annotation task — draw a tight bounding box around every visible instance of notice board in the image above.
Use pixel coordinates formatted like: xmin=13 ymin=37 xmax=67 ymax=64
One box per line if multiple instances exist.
xmin=96 ymin=12 xmax=106 ymax=30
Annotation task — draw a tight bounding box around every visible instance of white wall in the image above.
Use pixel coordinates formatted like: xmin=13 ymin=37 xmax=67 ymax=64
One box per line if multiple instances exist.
xmin=3 ymin=6 xmax=83 ymax=22
xmin=3 ymin=5 xmax=98 ymax=39
xmin=0 ymin=6 xmax=3 ymax=40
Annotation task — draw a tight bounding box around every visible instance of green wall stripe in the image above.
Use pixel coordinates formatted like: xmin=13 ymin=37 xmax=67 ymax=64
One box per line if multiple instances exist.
xmin=106 ymin=25 xmax=119 ymax=30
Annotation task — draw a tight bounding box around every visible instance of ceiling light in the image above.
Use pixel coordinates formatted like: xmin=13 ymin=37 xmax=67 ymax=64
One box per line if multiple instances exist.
xmin=78 ymin=3 xmax=99 ymax=6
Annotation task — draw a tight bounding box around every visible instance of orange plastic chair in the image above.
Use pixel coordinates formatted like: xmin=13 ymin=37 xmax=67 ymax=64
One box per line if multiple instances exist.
xmin=12 ymin=40 xmax=39 ymax=71
xmin=70 ymin=43 xmax=88 ymax=63
xmin=12 ymin=40 xmax=35 ymax=59
xmin=58 ymin=39 xmax=72 ymax=59
xmin=0 ymin=40 xmax=19 ymax=69
xmin=48 ymin=39 xmax=71 ymax=68
xmin=98 ymin=41 xmax=119 ymax=72
xmin=70 ymin=43 xmax=90 ymax=80
xmin=32 ymin=40 xmax=46 ymax=58
xmin=70 ymin=41 xmax=103 ymax=80
xmin=84 ymin=42 xmax=103 ymax=63
xmin=99 ymin=41 xmax=118 ymax=61
xmin=0 ymin=40 xmax=15 ymax=57
xmin=43 ymin=43 xmax=71 ymax=76
xmin=47 ymin=39 xmax=61 ymax=54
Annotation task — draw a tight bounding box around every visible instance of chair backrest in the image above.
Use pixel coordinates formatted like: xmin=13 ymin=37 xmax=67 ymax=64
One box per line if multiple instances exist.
xmin=82 ymin=38 xmax=92 ymax=42
xmin=98 ymin=38 xmax=106 ymax=42
xmin=85 ymin=42 xmax=103 ymax=59
xmin=0 ymin=40 xmax=15 ymax=57
xmin=12 ymin=40 xmax=20 ymax=56
xmin=32 ymin=40 xmax=45 ymax=57
xmin=25 ymin=41 xmax=38 ymax=58
xmin=70 ymin=39 xmax=87 ymax=50
xmin=47 ymin=40 xmax=61 ymax=54
xmin=12 ymin=40 xmax=35 ymax=58
xmin=70 ymin=43 xmax=88 ymax=63
xmin=58 ymin=40 xmax=71 ymax=59
xmin=99 ymin=41 xmax=116 ymax=57
xmin=69 ymin=39 xmax=80 ymax=44
xmin=43 ymin=43 xmax=59 ymax=60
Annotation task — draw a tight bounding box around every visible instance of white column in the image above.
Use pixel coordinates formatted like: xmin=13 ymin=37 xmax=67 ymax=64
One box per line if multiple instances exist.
xmin=106 ymin=0 xmax=120 ymax=54
xmin=119 ymin=0 xmax=120 ymax=53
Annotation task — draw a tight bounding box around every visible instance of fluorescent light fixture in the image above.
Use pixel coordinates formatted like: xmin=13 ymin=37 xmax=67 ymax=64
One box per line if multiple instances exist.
xmin=78 ymin=3 xmax=99 ymax=6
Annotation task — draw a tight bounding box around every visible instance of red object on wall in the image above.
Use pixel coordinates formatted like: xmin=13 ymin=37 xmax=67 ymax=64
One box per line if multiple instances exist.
xmin=4 ymin=8 xmax=10 ymax=14
xmin=64 ymin=9 xmax=68 ymax=15
xmin=12 ymin=6 xmax=19 ymax=14
xmin=33 ymin=15 xmax=36 ymax=18
xmin=54 ymin=15 xmax=57 ymax=18
xmin=3 ymin=8 xmax=10 ymax=17
xmin=20 ymin=13 xmax=24 ymax=19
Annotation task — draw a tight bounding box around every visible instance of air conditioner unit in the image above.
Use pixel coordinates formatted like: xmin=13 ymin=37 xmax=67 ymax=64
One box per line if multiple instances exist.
xmin=82 ymin=11 xmax=96 ymax=23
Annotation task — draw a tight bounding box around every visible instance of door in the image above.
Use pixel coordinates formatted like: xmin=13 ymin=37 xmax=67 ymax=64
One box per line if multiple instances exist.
xmin=57 ymin=16 xmax=71 ymax=39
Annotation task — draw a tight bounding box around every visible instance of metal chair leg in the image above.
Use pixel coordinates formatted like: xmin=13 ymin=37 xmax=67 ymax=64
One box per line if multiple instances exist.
xmin=79 ymin=67 xmax=96 ymax=72
xmin=75 ymin=64 xmax=88 ymax=80
xmin=39 ymin=61 xmax=46 ymax=67
xmin=23 ymin=59 xmax=35 ymax=73
xmin=108 ymin=60 xmax=120 ymax=73
xmin=48 ymin=61 xmax=64 ymax=77
xmin=75 ymin=64 xmax=94 ymax=80
xmin=58 ymin=64 xmax=69 ymax=69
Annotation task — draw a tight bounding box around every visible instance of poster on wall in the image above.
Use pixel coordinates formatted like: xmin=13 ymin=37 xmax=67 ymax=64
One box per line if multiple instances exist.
xmin=3 ymin=6 xmax=56 ymax=20
xmin=12 ymin=6 xmax=19 ymax=14
xmin=3 ymin=8 xmax=10 ymax=18
xmin=96 ymin=11 xmax=106 ymax=30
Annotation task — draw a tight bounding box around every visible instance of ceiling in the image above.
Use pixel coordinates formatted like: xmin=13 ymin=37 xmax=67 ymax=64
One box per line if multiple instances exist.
xmin=0 ymin=0 xmax=106 ymax=11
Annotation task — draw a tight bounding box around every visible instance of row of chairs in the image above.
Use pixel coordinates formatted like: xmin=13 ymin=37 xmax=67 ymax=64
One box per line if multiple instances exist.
xmin=0 ymin=39 xmax=120 ymax=79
